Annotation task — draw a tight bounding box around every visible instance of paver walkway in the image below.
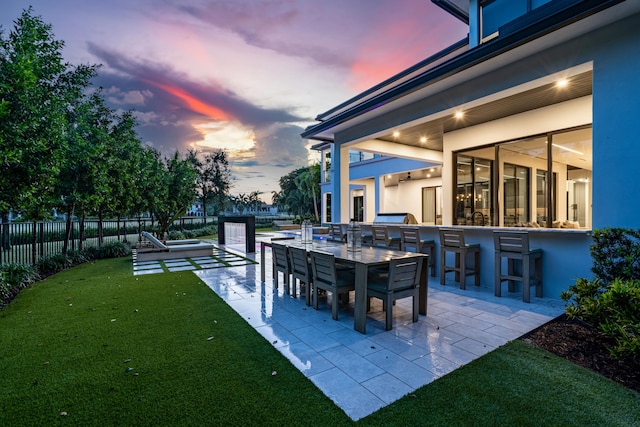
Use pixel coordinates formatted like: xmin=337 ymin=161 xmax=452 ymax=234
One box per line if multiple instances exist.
xmin=194 ymin=242 xmax=565 ymax=421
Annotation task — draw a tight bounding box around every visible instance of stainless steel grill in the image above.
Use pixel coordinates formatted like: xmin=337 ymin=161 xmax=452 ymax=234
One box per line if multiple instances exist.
xmin=372 ymin=212 xmax=418 ymax=224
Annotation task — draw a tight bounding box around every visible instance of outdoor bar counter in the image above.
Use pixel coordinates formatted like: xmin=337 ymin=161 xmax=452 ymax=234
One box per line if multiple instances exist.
xmin=382 ymin=224 xmax=592 ymax=300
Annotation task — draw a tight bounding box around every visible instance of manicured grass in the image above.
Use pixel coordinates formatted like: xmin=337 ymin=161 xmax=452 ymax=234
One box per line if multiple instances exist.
xmin=1 ymin=257 xmax=639 ymax=426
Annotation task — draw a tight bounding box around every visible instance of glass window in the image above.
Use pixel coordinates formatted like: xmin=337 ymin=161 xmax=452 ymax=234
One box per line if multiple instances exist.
xmin=552 ymin=128 xmax=592 ymax=228
xmin=481 ymin=0 xmax=527 ymax=39
xmin=455 ymin=153 xmax=493 ymax=225
xmin=532 ymin=0 xmax=552 ymax=8
xmin=325 ymin=193 xmax=332 ymax=223
xmin=455 ymin=126 xmax=592 ymax=228
xmin=323 ymin=150 xmax=331 ymax=183
xmin=504 ymin=163 xmax=530 ymax=226
xmin=536 ymin=170 xmax=556 ymax=225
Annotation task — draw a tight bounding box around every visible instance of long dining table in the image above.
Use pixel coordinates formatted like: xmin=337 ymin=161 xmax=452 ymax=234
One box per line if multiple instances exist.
xmin=260 ymin=238 xmax=428 ymax=334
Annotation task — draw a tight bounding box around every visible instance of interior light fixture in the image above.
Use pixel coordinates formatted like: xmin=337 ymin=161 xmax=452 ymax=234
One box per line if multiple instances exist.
xmin=546 ymin=141 xmax=584 ymax=155
xmin=420 ymin=136 xmax=427 ymax=143
xmin=455 ymin=111 xmax=464 ymax=119
xmin=393 ymin=130 xmax=400 ymax=138
xmin=556 ymin=78 xmax=569 ymax=88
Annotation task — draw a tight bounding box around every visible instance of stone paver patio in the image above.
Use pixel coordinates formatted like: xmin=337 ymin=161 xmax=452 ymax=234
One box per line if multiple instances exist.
xmin=193 ymin=240 xmax=565 ymax=421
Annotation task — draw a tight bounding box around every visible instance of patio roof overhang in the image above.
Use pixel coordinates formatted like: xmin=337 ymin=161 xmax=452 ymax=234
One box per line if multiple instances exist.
xmin=301 ymin=0 xmax=635 ymax=153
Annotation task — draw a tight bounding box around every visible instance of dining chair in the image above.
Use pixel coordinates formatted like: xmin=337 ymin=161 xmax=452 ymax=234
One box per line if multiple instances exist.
xmin=400 ymin=227 xmax=436 ymax=277
xmin=494 ymin=231 xmax=542 ymax=303
xmin=366 ymin=257 xmax=423 ymax=331
xmin=360 ymin=223 xmax=373 ymax=246
xmin=330 ymin=223 xmax=346 ymax=242
xmin=272 ymin=243 xmax=292 ymax=294
xmin=439 ymin=228 xmax=480 ymax=289
xmin=372 ymin=225 xmax=401 ymax=249
xmin=310 ymin=251 xmax=356 ymax=320
xmin=288 ymin=245 xmax=312 ymax=305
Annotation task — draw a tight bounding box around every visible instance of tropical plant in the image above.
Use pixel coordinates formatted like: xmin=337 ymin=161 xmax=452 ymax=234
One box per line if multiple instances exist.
xmin=0 ymin=8 xmax=97 ymax=260
xmin=151 ymin=151 xmax=198 ymax=240
xmin=276 ymin=164 xmax=321 ymax=221
xmin=188 ymin=149 xmax=233 ymax=217
xmin=562 ymin=228 xmax=640 ymax=357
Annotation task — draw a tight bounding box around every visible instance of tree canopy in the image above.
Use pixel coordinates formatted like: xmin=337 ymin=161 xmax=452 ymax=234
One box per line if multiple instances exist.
xmin=0 ymin=7 xmax=97 ymax=218
xmin=275 ymin=164 xmax=320 ymax=221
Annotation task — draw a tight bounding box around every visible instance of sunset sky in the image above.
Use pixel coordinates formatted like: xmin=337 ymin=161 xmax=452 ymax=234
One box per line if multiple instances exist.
xmin=1 ymin=0 xmax=467 ymax=199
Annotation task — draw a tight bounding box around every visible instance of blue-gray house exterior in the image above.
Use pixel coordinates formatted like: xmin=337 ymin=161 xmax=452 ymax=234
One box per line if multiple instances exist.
xmin=302 ymin=0 xmax=640 ymax=299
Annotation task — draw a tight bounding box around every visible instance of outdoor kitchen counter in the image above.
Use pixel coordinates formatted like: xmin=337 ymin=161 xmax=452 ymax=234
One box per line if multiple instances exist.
xmin=389 ymin=224 xmax=592 ymax=299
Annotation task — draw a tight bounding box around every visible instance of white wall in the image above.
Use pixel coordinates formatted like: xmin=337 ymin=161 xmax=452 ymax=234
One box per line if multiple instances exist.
xmin=380 ymin=177 xmax=442 ymax=222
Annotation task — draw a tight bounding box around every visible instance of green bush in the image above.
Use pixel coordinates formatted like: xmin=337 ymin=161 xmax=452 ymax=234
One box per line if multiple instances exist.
xmin=167 ymin=230 xmax=186 ymax=240
xmin=0 ymin=263 xmax=39 ymax=304
xmin=96 ymin=241 xmax=131 ymax=259
xmin=590 ymin=228 xmax=640 ymax=284
xmin=563 ymin=227 xmax=640 ymax=357
xmin=36 ymin=253 xmax=74 ymax=276
xmin=563 ymin=277 xmax=640 ymax=357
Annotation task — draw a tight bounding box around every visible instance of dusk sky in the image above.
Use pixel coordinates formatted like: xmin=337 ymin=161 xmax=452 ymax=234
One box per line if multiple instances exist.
xmin=1 ymin=1 xmax=467 ymax=200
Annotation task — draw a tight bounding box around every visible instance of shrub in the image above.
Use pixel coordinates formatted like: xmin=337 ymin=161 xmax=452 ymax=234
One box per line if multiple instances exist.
xmin=564 ymin=277 xmax=640 ymax=357
xmin=167 ymin=230 xmax=186 ymax=240
xmin=65 ymin=249 xmax=90 ymax=265
xmin=590 ymin=228 xmax=640 ymax=284
xmin=563 ymin=227 xmax=640 ymax=357
xmin=96 ymin=241 xmax=131 ymax=259
xmin=0 ymin=263 xmax=39 ymax=304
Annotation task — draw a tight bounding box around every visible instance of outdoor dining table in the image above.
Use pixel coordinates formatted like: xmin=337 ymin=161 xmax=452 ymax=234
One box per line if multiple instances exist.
xmin=260 ymin=238 xmax=428 ymax=334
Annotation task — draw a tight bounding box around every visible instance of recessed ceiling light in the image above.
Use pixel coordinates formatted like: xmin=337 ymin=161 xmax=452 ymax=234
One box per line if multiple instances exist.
xmin=420 ymin=136 xmax=427 ymax=143
xmin=393 ymin=131 xmax=400 ymax=138
xmin=455 ymin=111 xmax=464 ymax=119
xmin=556 ymin=78 xmax=569 ymax=88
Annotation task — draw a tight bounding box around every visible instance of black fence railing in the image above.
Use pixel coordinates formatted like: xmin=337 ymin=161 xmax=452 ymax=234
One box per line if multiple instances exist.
xmin=0 ymin=217 xmax=214 ymax=266
xmin=0 ymin=215 xmax=294 ymax=266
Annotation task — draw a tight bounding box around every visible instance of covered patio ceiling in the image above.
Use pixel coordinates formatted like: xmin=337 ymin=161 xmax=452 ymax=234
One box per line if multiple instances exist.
xmin=372 ymin=70 xmax=593 ymax=153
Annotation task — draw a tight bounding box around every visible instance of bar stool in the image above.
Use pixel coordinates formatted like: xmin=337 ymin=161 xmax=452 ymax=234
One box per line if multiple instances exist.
xmin=439 ymin=229 xmax=480 ymax=289
xmin=400 ymin=227 xmax=436 ymax=277
xmin=494 ymin=231 xmax=542 ymax=303
xmin=372 ymin=225 xmax=400 ymax=249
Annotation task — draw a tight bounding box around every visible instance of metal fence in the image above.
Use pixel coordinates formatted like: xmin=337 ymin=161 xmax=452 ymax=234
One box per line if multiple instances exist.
xmin=0 ymin=217 xmax=213 ymax=266
xmin=0 ymin=215 xmax=294 ymax=266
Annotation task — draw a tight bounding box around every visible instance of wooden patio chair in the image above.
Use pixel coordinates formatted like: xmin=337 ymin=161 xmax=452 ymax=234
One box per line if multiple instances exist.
xmin=310 ymin=251 xmax=355 ymax=320
xmin=288 ymin=245 xmax=312 ymax=305
xmin=366 ymin=257 xmax=423 ymax=331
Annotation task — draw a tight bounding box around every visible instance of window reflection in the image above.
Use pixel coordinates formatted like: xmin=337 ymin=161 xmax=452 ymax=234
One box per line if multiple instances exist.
xmin=455 ymin=126 xmax=592 ymax=228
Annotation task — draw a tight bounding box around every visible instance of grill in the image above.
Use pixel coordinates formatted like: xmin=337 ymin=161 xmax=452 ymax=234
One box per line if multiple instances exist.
xmin=373 ymin=212 xmax=418 ymax=224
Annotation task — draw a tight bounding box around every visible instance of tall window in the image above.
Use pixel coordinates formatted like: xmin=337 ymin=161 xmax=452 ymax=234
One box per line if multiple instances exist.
xmin=324 ymin=193 xmax=332 ymax=223
xmin=322 ymin=150 xmax=331 ymax=183
xmin=455 ymin=154 xmax=493 ymax=225
xmin=503 ymin=163 xmax=530 ymax=226
xmin=455 ymin=126 xmax=592 ymax=228
xmin=480 ymin=0 xmax=553 ymax=40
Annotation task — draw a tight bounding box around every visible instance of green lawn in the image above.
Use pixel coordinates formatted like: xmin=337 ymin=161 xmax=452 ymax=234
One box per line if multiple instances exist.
xmin=1 ymin=257 xmax=639 ymax=426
